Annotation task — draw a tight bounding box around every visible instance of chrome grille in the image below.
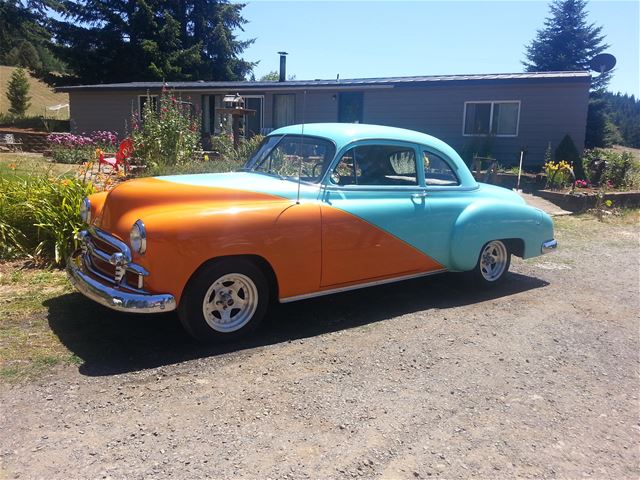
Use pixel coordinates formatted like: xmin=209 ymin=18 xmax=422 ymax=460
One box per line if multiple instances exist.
xmin=78 ymin=227 xmax=148 ymax=292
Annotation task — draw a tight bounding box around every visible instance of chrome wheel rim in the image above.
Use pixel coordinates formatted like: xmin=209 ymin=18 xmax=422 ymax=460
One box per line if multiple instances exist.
xmin=480 ymin=241 xmax=508 ymax=282
xmin=202 ymin=273 xmax=258 ymax=333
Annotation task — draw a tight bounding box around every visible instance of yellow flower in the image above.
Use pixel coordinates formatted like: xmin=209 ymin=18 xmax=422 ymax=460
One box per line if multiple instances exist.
xmin=61 ymin=179 xmax=71 ymax=186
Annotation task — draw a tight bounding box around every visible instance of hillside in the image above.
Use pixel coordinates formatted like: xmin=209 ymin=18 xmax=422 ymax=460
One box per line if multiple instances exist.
xmin=0 ymin=66 xmax=69 ymax=119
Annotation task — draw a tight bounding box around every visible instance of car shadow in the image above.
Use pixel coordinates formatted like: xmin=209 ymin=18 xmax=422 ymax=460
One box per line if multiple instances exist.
xmin=45 ymin=272 xmax=548 ymax=377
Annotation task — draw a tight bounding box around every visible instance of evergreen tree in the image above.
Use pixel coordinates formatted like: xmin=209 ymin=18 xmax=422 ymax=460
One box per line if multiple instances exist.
xmin=54 ymin=0 xmax=255 ymax=84
xmin=603 ymin=92 xmax=640 ymax=148
xmin=6 ymin=67 xmax=32 ymax=116
xmin=555 ymin=134 xmax=584 ymax=179
xmin=523 ymin=0 xmax=610 ymax=91
xmin=0 ymin=1 xmax=65 ymax=76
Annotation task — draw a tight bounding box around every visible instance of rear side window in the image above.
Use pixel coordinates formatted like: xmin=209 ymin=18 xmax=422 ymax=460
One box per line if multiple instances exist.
xmin=331 ymin=145 xmax=417 ymax=186
xmin=423 ymin=151 xmax=459 ymax=186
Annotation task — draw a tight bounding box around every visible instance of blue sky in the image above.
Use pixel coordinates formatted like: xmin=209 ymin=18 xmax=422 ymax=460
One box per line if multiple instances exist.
xmin=236 ymin=1 xmax=639 ymax=96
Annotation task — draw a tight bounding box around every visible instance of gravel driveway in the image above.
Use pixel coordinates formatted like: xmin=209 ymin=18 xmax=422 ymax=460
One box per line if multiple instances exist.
xmin=1 ymin=215 xmax=638 ymax=479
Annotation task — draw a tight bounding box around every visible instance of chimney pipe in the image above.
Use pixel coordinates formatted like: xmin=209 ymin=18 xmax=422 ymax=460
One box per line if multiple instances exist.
xmin=278 ymin=51 xmax=288 ymax=82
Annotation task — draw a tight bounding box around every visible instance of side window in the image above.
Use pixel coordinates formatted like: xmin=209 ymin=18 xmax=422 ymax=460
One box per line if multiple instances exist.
xmin=331 ymin=145 xmax=417 ymax=186
xmin=423 ymin=151 xmax=459 ymax=186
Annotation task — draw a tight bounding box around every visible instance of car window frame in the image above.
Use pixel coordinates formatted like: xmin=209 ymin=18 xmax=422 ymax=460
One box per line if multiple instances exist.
xmin=421 ymin=148 xmax=462 ymax=190
xmin=323 ymin=139 xmax=426 ymax=191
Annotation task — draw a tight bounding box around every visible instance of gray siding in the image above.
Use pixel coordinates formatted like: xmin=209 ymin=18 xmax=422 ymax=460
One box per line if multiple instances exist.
xmin=69 ymin=91 xmax=143 ymax=137
xmin=68 ymin=80 xmax=589 ymax=166
xmin=359 ymin=83 xmax=589 ymax=166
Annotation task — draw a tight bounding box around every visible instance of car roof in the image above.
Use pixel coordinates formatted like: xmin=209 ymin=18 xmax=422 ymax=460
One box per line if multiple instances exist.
xmin=269 ymin=123 xmax=477 ymax=187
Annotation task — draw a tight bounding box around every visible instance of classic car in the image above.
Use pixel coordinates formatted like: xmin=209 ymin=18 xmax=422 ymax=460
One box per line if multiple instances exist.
xmin=67 ymin=123 xmax=557 ymax=341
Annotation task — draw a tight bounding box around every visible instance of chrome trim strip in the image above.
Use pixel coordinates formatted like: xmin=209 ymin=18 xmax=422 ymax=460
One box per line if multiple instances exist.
xmin=279 ymin=268 xmax=448 ymax=303
xmin=541 ymin=239 xmax=558 ymax=254
xmin=67 ymin=251 xmax=176 ymax=314
xmin=88 ymin=226 xmax=132 ymax=262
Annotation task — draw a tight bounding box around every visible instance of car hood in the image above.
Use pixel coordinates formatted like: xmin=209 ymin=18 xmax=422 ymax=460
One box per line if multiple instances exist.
xmin=94 ymin=172 xmax=316 ymax=235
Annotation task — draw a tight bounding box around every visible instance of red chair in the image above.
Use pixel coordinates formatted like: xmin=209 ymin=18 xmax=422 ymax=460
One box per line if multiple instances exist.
xmin=98 ymin=138 xmax=133 ymax=173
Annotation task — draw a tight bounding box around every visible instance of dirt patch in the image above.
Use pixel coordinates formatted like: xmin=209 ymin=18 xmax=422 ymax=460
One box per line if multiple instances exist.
xmin=0 ymin=214 xmax=638 ymax=479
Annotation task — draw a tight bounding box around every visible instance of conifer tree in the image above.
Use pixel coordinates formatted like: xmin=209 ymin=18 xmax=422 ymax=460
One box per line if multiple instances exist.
xmin=523 ymin=0 xmax=610 ymax=91
xmin=6 ymin=67 xmax=32 ymax=116
xmin=54 ymin=0 xmax=255 ymax=83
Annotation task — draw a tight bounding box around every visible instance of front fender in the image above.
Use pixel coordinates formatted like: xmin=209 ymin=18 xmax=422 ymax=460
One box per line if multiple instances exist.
xmin=128 ymin=201 xmax=322 ymax=304
xmin=450 ymin=201 xmax=553 ymax=271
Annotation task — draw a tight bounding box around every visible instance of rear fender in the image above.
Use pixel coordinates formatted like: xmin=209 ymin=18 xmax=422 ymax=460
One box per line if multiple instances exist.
xmin=449 ymin=201 xmax=552 ymax=271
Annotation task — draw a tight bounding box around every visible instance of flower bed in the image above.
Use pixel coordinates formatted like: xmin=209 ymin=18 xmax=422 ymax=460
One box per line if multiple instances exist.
xmin=536 ymin=189 xmax=640 ymax=212
xmin=47 ymin=131 xmax=118 ymax=164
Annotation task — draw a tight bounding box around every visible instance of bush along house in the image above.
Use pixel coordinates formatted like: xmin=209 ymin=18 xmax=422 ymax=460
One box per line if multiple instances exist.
xmin=57 ymin=67 xmax=590 ymax=168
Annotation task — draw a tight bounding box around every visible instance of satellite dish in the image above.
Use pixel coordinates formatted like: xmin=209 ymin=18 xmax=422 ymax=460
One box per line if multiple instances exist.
xmin=589 ymin=53 xmax=616 ymax=73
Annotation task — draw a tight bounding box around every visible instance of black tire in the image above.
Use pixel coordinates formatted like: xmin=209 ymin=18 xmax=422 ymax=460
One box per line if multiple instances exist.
xmin=470 ymin=240 xmax=511 ymax=286
xmin=178 ymin=258 xmax=269 ymax=342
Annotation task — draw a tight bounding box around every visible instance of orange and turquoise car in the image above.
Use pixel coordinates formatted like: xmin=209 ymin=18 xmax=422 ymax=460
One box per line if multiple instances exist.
xmin=67 ymin=123 xmax=557 ymax=341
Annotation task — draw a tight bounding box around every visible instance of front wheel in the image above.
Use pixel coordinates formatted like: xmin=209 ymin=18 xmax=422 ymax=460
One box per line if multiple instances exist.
xmin=472 ymin=240 xmax=511 ymax=286
xmin=178 ymin=259 xmax=269 ymax=342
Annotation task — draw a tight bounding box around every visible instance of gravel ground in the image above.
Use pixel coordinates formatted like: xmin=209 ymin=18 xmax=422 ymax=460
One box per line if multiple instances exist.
xmin=1 ymin=215 xmax=638 ymax=479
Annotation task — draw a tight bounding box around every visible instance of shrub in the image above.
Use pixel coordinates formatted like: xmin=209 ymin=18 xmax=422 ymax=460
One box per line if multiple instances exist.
xmin=131 ymin=91 xmax=201 ymax=168
xmin=210 ymin=134 xmax=264 ymax=164
xmin=144 ymin=134 xmax=263 ymax=177
xmin=0 ymin=169 xmax=95 ymax=265
xmin=582 ymin=148 xmax=639 ymax=189
xmin=555 ymin=134 xmax=584 ymax=179
xmin=0 ymin=114 xmax=70 ymax=132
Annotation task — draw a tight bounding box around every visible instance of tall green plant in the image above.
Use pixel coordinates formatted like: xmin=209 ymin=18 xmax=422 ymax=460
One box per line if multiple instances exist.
xmin=132 ymin=92 xmax=201 ymax=168
xmin=0 ymin=171 xmax=94 ymax=265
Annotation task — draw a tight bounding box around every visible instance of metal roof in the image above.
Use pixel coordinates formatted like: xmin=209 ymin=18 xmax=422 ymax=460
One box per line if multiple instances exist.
xmin=56 ymin=71 xmax=591 ymax=92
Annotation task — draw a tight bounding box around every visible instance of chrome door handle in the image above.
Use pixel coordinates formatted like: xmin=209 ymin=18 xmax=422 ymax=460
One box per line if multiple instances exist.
xmin=411 ymin=192 xmax=427 ymax=199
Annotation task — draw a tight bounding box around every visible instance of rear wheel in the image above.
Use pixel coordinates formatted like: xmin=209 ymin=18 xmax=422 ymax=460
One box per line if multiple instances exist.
xmin=178 ymin=259 xmax=269 ymax=342
xmin=472 ymin=240 xmax=511 ymax=286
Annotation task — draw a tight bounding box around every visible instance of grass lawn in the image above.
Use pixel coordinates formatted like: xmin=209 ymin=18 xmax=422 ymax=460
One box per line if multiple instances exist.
xmin=0 ymin=263 xmax=80 ymax=381
xmin=0 ymin=210 xmax=638 ymax=382
xmin=0 ymin=152 xmax=77 ymax=177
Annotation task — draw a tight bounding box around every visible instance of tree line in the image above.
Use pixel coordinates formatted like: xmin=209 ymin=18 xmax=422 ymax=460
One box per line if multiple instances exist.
xmin=0 ymin=0 xmax=254 ymax=85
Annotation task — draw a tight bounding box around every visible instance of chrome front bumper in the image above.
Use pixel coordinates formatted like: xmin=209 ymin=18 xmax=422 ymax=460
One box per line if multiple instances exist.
xmin=541 ymin=239 xmax=558 ymax=254
xmin=67 ymin=249 xmax=176 ymax=314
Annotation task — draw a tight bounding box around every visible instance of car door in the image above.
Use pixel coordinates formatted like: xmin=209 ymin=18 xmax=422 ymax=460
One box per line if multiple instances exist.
xmin=419 ymin=148 xmax=471 ymax=267
xmin=319 ymin=140 xmax=442 ymax=287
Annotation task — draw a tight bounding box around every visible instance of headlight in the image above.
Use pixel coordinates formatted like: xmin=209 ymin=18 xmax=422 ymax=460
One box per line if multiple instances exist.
xmin=80 ymin=197 xmax=91 ymax=223
xmin=129 ymin=220 xmax=147 ymax=254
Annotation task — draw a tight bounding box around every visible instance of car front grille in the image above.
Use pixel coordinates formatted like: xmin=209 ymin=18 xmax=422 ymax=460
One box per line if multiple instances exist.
xmin=79 ymin=227 xmax=148 ymax=292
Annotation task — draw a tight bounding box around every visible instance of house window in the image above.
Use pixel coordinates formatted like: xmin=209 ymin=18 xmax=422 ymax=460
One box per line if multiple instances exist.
xmin=138 ymin=95 xmax=158 ymax=116
xmin=463 ymin=101 xmax=520 ymax=136
xmin=273 ymin=94 xmax=295 ymax=128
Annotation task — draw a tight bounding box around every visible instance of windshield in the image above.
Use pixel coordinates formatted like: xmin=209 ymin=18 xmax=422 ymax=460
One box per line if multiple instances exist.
xmin=243 ymin=135 xmax=336 ymax=183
